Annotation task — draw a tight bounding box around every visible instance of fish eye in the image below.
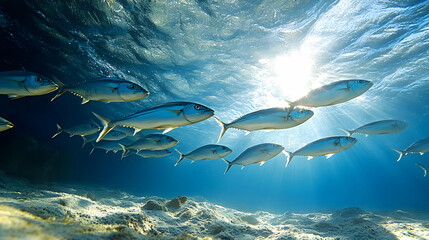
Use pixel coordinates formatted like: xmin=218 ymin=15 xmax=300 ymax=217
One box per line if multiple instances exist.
xmin=358 ymin=80 xmax=365 ymax=84
xmin=35 ymin=76 xmax=42 ymax=83
xmin=128 ymin=84 xmax=136 ymax=89
xmin=194 ymin=105 xmax=203 ymax=110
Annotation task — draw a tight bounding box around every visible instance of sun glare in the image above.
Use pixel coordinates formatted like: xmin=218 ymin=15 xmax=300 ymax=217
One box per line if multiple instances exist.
xmin=273 ymin=51 xmax=315 ymax=99
xmin=257 ymin=49 xmax=317 ymax=106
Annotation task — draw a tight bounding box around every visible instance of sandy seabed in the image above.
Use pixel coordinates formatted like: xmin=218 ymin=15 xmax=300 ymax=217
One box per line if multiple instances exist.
xmin=0 ymin=172 xmax=428 ymax=240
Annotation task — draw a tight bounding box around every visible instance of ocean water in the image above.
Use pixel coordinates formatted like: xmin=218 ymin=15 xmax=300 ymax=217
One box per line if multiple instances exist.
xmin=0 ymin=0 xmax=428 ymax=217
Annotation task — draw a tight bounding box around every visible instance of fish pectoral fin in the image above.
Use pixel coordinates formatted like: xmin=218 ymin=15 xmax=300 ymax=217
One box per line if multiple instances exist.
xmin=113 ymin=150 xmax=118 ymax=153
xmin=163 ymin=128 xmax=176 ymax=134
xmin=167 ymin=110 xmax=183 ymax=116
xmin=260 ymin=161 xmax=265 ymax=166
xmin=334 ymin=139 xmax=340 ymax=146
xmin=259 ymin=149 xmax=267 ymax=153
xmin=241 ymin=165 xmax=245 ymax=170
xmin=307 ymin=156 xmax=313 ymax=160
xmin=103 ymin=86 xmax=118 ymax=93
xmin=146 ymin=138 xmax=160 ymax=143
xmin=8 ymin=95 xmax=24 ymax=100
xmin=4 ymin=77 xmax=25 ymax=84
xmin=326 ymin=153 xmax=334 ymax=159
xmin=244 ymin=131 xmax=251 ymax=136
xmin=337 ymin=87 xmax=350 ymax=91
xmin=210 ymin=150 xmax=216 ymax=153
xmin=420 ymin=152 xmax=425 ymax=155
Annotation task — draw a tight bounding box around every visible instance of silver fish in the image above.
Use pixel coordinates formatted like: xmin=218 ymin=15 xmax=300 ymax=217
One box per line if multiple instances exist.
xmin=81 ymin=130 xmax=127 ymax=148
xmin=52 ymin=121 xmax=101 ymax=138
xmin=174 ymin=144 xmax=232 ymax=166
xmin=0 ymin=116 xmax=14 ymax=132
xmin=341 ymin=120 xmax=407 ymax=137
xmin=118 ymin=134 xmax=178 ymax=159
xmin=416 ymin=163 xmax=428 ymax=177
xmin=93 ymin=102 xmax=214 ymax=142
xmin=284 ymin=136 xmax=357 ymax=167
xmin=0 ymin=71 xmax=58 ymax=99
xmin=223 ymin=143 xmax=285 ymax=174
xmin=214 ymin=107 xmax=313 ymax=142
xmin=51 ymin=77 xmax=149 ymax=104
xmin=90 ymin=141 xmax=123 ymax=155
xmin=285 ymin=79 xmax=373 ymax=118
xmin=393 ymin=137 xmax=429 ymax=161
xmin=135 ymin=149 xmax=172 ymax=158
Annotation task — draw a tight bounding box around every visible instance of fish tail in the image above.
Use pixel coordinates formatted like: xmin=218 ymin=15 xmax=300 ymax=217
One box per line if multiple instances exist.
xmin=52 ymin=124 xmax=62 ymax=138
xmin=416 ymin=163 xmax=428 ymax=177
xmin=283 ymin=150 xmax=294 ymax=167
xmin=392 ymin=149 xmax=406 ymax=162
xmin=339 ymin=128 xmax=354 ymax=137
xmin=93 ymin=112 xmax=114 ymax=142
xmin=222 ymin=158 xmax=232 ymax=174
xmin=214 ymin=117 xmax=229 ymax=142
xmin=50 ymin=76 xmax=68 ymax=102
xmin=118 ymin=143 xmax=128 ymax=159
xmin=174 ymin=149 xmax=185 ymax=166
xmin=417 ymin=163 xmax=428 ymax=177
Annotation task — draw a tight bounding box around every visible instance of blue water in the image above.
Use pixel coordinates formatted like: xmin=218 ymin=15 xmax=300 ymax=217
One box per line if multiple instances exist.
xmin=0 ymin=0 xmax=428 ymax=214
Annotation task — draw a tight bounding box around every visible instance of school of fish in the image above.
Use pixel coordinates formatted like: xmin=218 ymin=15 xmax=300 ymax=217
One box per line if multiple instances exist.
xmin=1 ymin=71 xmax=427 ymax=176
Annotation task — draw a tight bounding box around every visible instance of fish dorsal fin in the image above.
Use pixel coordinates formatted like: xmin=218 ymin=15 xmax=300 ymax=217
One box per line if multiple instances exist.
xmin=133 ymin=128 xmax=142 ymax=136
xmin=167 ymin=110 xmax=183 ymax=116
xmin=4 ymin=77 xmax=25 ymax=84
xmin=326 ymin=153 xmax=334 ymax=159
xmin=307 ymin=156 xmax=313 ymax=160
xmin=81 ymin=98 xmax=90 ymax=104
xmin=163 ymin=128 xmax=176 ymax=134
xmin=260 ymin=161 xmax=265 ymax=166
xmin=8 ymin=95 xmax=24 ymax=100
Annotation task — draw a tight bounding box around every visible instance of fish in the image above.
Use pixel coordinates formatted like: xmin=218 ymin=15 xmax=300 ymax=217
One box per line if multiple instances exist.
xmin=0 ymin=116 xmax=14 ymax=132
xmin=416 ymin=163 xmax=428 ymax=177
xmin=174 ymin=144 xmax=232 ymax=166
xmin=0 ymin=70 xmax=58 ymax=99
xmin=214 ymin=107 xmax=313 ymax=142
xmin=90 ymin=141 xmax=123 ymax=155
xmin=392 ymin=137 xmax=429 ymax=161
xmin=93 ymin=102 xmax=214 ymax=142
xmin=340 ymin=120 xmax=408 ymax=137
xmin=134 ymin=149 xmax=172 ymax=159
xmin=51 ymin=77 xmax=149 ymax=104
xmin=52 ymin=121 xmax=101 ymax=138
xmin=284 ymin=79 xmax=373 ymax=118
xmin=223 ymin=143 xmax=285 ymax=174
xmin=118 ymin=134 xmax=178 ymax=159
xmin=284 ymin=136 xmax=357 ymax=167
xmin=81 ymin=130 xmax=127 ymax=148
